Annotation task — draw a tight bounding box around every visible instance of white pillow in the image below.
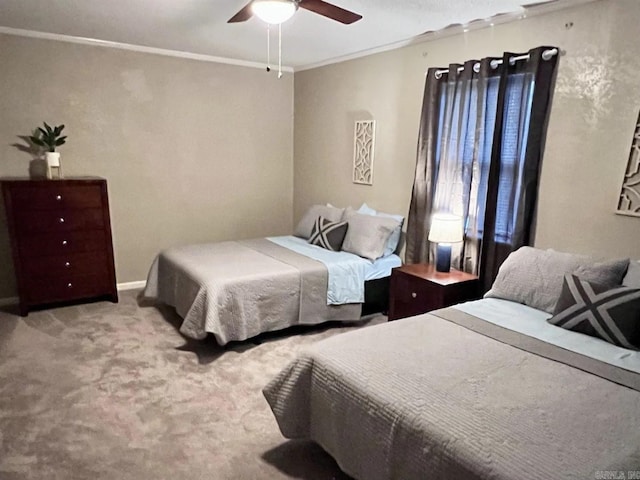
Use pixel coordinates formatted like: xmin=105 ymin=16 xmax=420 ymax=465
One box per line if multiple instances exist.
xmin=356 ymin=203 xmax=404 ymax=256
xmin=624 ymin=260 xmax=640 ymax=287
xmin=294 ymin=205 xmax=344 ymax=239
xmin=357 ymin=203 xmax=377 ymax=216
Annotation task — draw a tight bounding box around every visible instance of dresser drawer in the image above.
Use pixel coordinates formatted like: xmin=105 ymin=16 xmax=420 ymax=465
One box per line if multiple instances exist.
xmin=22 ymin=251 xmax=108 ymax=278
xmin=19 ymin=231 xmax=107 ymax=257
xmin=15 ymin=208 xmax=105 ymax=234
xmin=10 ymin=185 xmax=103 ymax=211
xmin=25 ymin=273 xmax=111 ymax=305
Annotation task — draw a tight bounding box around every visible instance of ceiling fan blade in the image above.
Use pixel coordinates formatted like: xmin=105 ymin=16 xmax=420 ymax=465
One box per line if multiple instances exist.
xmin=299 ymin=0 xmax=362 ymax=24
xmin=228 ymin=2 xmax=254 ymax=23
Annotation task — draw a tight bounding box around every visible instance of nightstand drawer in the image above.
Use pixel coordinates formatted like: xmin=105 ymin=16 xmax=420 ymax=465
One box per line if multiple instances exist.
xmin=390 ymin=271 xmax=442 ymax=319
xmin=388 ymin=264 xmax=479 ymax=321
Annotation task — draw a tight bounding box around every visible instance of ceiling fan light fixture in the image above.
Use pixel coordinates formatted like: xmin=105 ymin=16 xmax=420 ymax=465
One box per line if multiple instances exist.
xmin=252 ymin=0 xmax=297 ymax=24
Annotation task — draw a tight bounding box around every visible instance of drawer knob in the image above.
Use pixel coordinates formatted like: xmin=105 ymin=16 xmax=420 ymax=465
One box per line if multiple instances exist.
xmin=56 ymin=194 xmax=62 ymax=201
xmin=64 ymin=261 xmax=70 ymax=267
xmin=411 ymin=292 xmax=417 ymax=298
xmin=62 ymin=240 xmax=68 ymax=246
xmin=59 ymin=217 xmax=65 ymax=223
xmin=67 ymin=283 xmax=73 ymax=288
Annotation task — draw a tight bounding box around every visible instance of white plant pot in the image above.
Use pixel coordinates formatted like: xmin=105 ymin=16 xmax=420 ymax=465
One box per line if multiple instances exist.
xmin=45 ymin=152 xmax=61 ymax=167
xmin=44 ymin=152 xmax=62 ymax=179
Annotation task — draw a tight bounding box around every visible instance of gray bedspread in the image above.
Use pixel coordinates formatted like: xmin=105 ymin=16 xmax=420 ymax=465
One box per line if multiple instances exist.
xmin=144 ymin=238 xmax=361 ymax=344
xmin=263 ymin=307 xmax=640 ymax=480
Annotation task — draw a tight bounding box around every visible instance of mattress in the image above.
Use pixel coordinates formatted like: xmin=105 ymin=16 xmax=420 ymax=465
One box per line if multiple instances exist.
xmin=263 ymin=299 xmax=640 ymax=479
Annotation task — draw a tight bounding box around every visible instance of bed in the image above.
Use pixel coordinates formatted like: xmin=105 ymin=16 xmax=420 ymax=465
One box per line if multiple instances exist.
xmin=143 ymin=235 xmax=400 ymax=345
xmin=263 ymin=250 xmax=640 ymax=479
xmin=143 ymin=203 xmax=405 ymax=345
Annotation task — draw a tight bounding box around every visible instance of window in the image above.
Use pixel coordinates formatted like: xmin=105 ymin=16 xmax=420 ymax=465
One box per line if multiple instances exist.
xmin=434 ymin=72 xmax=535 ymax=243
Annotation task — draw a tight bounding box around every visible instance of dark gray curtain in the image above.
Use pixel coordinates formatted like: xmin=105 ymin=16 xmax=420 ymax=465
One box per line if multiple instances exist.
xmin=405 ymin=46 xmax=559 ymax=292
xmin=405 ymin=68 xmax=443 ymax=264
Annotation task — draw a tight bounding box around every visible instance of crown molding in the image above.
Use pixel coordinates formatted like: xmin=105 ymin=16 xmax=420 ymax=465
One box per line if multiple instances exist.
xmin=0 ymin=0 xmax=596 ymax=74
xmin=294 ymin=0 xmax=597 ymax=72
xmin=0 ymin=26 xmax=294 ymax=73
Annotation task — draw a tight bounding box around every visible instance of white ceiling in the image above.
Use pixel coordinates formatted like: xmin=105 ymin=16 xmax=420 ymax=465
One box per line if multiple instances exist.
xmin=0 ymin=0 xmax=585 ymax=70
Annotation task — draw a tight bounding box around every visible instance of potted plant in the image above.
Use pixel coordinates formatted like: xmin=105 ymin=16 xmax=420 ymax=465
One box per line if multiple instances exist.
xmin=29 ymin=122 xmax=66 ymax=179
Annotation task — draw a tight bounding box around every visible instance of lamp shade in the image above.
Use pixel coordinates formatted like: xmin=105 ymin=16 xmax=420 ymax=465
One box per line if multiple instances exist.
xmin=428 ymin=213 xmax=464 ymax=244
xmin=252 ymin=0 xmax=297 ymax=24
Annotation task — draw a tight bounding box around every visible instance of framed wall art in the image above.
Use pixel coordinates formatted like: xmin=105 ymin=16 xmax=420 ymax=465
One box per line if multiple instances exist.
xmin=353 ymin=120 xmax=376 ymax=185
xmin=616 ymin=111 xmax=640 ymax=217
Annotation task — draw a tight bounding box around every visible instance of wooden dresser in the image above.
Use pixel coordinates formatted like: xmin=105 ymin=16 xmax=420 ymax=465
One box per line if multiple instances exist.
xmin=1 ymin=178 xmax=118 ymax=315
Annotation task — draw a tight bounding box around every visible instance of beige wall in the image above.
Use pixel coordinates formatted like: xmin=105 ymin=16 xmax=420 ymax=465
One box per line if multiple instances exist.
xmin=0 ymin=34 xmax=293 ymax=298
xmin=2 ymin=0 xmax=639 ymax=299
xmin=293 ymin=0 xmax=640 ymax=261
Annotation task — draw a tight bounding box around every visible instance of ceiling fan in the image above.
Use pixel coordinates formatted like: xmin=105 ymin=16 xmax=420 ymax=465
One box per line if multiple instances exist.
xmin=228 ymin=0 xmax=362 ymax=25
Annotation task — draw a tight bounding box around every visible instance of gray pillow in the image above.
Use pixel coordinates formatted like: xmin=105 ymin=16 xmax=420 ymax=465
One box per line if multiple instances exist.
xmin=484 ymin=247 xmax=629 ymax=313
xmin=378 ymin=212 xmax=404 ymax=256
xmin=341 ymin=211 xmax=400 ymax=261
xmin=294 ymin=205 xmax=344 ymax=239
xmin=341 ymin=206 xmax=359 ymax=221
xmin=355 ymin=204 xmax=404 ymax=256
xmin=574 ymin=258 xmax=631 ymax=288
xmin=623 ymin=260 xmax=640 ymax=287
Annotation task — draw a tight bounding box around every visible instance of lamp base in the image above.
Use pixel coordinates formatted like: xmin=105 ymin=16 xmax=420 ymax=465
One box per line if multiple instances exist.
xmin=435 ymin=244 xmax=452 ymax=273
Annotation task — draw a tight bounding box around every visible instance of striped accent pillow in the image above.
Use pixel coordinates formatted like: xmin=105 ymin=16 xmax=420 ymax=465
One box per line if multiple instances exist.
xmin=308 ymin=216 xmax=348 ymax=252
xmin=548 ymin=274 xmax=640 ymax=350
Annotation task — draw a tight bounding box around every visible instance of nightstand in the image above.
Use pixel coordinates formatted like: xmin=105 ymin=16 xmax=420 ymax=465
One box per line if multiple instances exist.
xmin=388 ymin=263 xmax=479 ymax=321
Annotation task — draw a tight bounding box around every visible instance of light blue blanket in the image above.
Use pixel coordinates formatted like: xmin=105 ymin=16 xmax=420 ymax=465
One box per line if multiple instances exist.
xmin=267 ymin=236 xmax=369 ymax=305
xmin=455 ymin=298 xmax=640 ymax=374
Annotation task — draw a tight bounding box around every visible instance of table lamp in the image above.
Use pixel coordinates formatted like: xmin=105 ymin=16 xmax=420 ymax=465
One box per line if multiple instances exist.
xmin=428 ymin=213 xmax=464 ymax=273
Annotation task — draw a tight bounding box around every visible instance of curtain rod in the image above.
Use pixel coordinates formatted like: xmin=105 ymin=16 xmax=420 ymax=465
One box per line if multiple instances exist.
xmin=431 ymin=48 xmax=558 ymax=79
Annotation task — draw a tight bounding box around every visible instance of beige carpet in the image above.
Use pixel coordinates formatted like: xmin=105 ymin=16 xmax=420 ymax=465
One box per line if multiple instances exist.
xmin=0 ymin=290 xmax=386 ymax=480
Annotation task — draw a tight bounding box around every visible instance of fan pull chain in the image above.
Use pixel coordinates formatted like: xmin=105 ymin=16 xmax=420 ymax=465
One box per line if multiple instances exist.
xmin=266 ymin=24 xmax=271 ymax=72
xmin=278 ymin=23 xmax=283 ymax=79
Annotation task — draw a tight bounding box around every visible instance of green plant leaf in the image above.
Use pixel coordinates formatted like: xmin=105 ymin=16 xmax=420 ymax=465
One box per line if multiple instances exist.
xmin=37 ymin=127 xmax=47 ymax=137
xmin=29 ymin=136 xmax=45 ymax=147
xmin=55 ymin=137 xmax=67 ymax=146
xmin=58 ymin=124 xmax=65 ymax=133
xmin=43 ymin=122 xmax=53 ymax=134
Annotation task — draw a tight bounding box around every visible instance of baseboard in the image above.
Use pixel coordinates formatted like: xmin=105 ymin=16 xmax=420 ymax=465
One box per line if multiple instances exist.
xmin=117 ymin=280 xmax=146 ymax=291
xmin=0 ymin=296 xmax=19 ymax=307
xmin=0 ymin=281 xmax=147 ymax=306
